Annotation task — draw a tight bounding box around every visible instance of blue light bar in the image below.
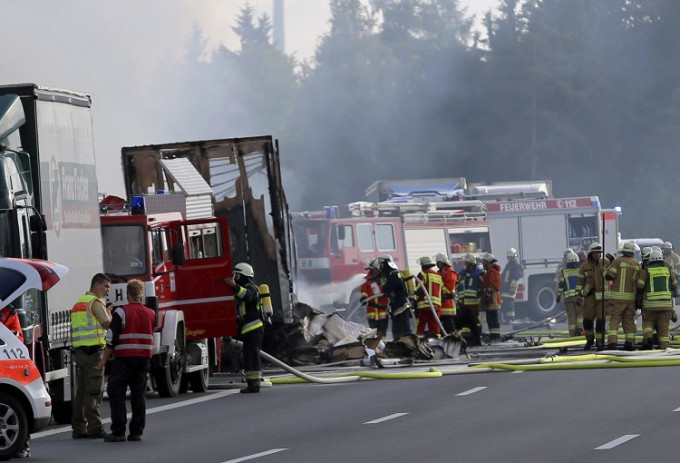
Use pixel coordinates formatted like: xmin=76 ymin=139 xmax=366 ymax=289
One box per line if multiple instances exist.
xmin=131 ymin=195 xmax=145 ymax=215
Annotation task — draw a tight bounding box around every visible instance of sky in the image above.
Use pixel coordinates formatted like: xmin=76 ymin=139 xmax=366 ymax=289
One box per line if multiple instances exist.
xmin=0 ymin=0 xmax=499 ymax=197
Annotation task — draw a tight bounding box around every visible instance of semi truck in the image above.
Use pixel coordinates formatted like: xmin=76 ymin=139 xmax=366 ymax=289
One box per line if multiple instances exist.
xmin=0 ymin=84 xmax=103 ymax=422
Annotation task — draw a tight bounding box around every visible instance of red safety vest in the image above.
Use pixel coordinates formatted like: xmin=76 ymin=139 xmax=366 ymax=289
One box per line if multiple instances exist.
xmin=114 ymin=303 xmax=155 ymax=358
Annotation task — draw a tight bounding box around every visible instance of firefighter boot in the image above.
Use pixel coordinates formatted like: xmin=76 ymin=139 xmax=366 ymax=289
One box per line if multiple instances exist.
xmin=640 ymin=338 xmax=653 ymax=350
xmin=623 ymin=341 xmax=634 ymax=351
xmin=583 ymin=335 xmax=594 ymax=351
xmin=241 ymin=379 xmax=260 ymax=393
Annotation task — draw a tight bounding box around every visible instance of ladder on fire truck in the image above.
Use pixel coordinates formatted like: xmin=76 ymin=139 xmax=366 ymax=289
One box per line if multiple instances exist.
xmin=347 ymin=200 xmax=488 ymax=223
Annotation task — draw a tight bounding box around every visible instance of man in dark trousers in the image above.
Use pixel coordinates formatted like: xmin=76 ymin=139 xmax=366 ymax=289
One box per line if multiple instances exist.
xmin=378 ymin=255 xmax=413 ymax=340
xmin=97 ymin=279 xmax=155 ymax=442
xmin=222 ymin=262 xmax=265 ymax=393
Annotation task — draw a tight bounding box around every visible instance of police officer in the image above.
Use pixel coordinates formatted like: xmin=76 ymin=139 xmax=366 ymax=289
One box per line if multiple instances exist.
xmin=222 ymin=263 xmax=266 ymax=393
xmin=71 ymin=273 xmax=112 ymax=439
xmin=500 ymin=247 xmax=522 ymax=324
xmin=606 ymin=241 xmax=640 ymax=350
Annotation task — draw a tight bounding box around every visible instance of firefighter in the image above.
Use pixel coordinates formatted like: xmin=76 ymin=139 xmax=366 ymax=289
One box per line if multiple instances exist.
xmin=222 ymin=263 xmax=265 ymax=393
xmin=378 ymin=255 xmax=413 ymax=340
xmin=414 ymin=256 xmax=443 ymax=337
xmin=456 ymin=253 xmax=484 ymax=346
xmin=576 ymin=242 xmax=609 ymax=351
xmin=436 ymin=252 xmax=458 ymax=334
xmin=360 ymin=258 xmax=389 ymax=339
xmin=558 ymin=252 xmax=583 ymax=337
xmin=605 ymin=241 xmax=641 ymax=350
xmin=480 ymin=253 xmax=502 ymax=342
xmin=662 ymin=242 xmax=680 ymax=300
xmin=553 ymin=248 xmax=574 ymax=294
xmin=500 ymin=247 xmax=522 ymax=324
xmin=638 ymin=249 xmax=678 ymax=349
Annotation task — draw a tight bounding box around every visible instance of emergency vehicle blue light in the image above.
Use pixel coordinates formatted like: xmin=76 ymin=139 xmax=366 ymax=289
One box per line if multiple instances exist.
xmin=591 ymin=200 xmax=600 ymax=207
xmin=131 ymin=195 xmax=145 ymax=215
xmin=614 ymin=206 xmax=622 ymax=213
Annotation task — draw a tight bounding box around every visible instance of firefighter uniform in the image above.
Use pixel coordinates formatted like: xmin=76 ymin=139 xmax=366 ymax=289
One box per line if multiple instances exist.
xmin=637 ymin=250 xmax=678 ymax=349
xmin=360 ymin=261 xmax=389 ymax=339
xmin=436 ymin=253 xmax=458 ymax=334
xmin=456 ymin=254 xmax=484 ymax=346
xmin=559 ymin=254 xmax=583 ymax=336
xmin=480 ymin=253 xmax=502 ymax=342
xmin=606 ymin=242 xmax=640 ymax=350
xmin=500 ymin=248 xmax=522 ymax=323
xmin=576 ymin=243 xmax=609 ymax=350
xmin=379 ymin=256 xmax=413 ymax=340
xmin=414 ymin=256 xmax=443 ymax=336
xmin=662 ymin=242 xmax=680 ymax=278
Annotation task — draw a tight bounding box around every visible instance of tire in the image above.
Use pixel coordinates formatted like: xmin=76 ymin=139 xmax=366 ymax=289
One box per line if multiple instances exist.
xmin=0 ymin=392 xmax=28 ymax=461
xmin=154 ymin=324 xmax=185 ymax=398
xmin=189 ymin=368 xmax=209 ymax=393
xmin=528 ymin=276 xmax=560 ymax=320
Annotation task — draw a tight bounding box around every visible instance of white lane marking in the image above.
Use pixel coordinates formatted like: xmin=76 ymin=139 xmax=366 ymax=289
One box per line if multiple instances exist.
xmin=33 ymin=390 xmax=239 ymax=439
xmin=456 ymin=386 xmax=487 ymax=396
xmin=364 ymin=413 xmax=408 ymax=424
xmin=221 ymin=448 xmax=288 ymax=463
xmin=595 ymin=434 xmax=640 ymax=450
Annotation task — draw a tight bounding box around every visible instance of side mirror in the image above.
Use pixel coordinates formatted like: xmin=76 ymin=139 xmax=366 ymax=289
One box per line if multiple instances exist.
xmin=337 ymin=225 xmax=346 ymax=241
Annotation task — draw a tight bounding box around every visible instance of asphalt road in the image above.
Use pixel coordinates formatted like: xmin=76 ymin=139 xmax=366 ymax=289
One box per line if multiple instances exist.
xmin=30 ymin=362 xmax=680 ymax=463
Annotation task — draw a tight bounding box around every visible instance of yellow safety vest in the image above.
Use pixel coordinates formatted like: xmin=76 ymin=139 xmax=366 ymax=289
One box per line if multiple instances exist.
xmin=71 ymin=294 xmax=106 ymax=347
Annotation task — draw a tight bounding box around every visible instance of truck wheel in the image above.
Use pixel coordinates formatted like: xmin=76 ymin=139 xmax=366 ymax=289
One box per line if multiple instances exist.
xmin=155 ymin=325 xmax=185 ymax=398
xmin=189 ymin=369 xmax=209 ymax=393
xmin=0 ymin=392 xmax=28 ymax=461
xmin=528 ymin=277 xmax=560 ymax=320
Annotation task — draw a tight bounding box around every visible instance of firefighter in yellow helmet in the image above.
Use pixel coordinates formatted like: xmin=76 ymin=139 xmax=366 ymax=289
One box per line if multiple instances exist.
xmin=637 ymin=249 xmax=678 ymax=349
xmin=605 ymin=241 xmax=641 ymax=350
xmin=500 ymin=247 xmax=522 ymax=324
xmin=576 ymin=242 xmax=610 ymax=351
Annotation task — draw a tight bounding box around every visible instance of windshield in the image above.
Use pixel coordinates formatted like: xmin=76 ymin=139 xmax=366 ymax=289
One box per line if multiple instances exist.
xmin=293 ymin=219 xmax=327 ymax=258
xmin=102 ymin=225 xmax=146 ymax=276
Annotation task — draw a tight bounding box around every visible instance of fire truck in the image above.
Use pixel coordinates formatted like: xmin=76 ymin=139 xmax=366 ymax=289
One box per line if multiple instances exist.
xmin=295 ymin=177 xmax=621 ymax=321
xmin=292 ymin=190 xmax=492 ymax=320
xmin=100 ymin=157 xmax=236 ymax=396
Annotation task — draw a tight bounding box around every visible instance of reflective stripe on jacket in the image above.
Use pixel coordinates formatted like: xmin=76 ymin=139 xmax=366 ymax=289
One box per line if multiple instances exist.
xmin=71 ymin=294 xmax=106 ymax=347
xmin=113 ymin=303 xmax=155 ymax=358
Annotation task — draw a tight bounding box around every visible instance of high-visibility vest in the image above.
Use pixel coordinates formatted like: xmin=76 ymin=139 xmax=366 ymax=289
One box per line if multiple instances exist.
xmin=416 ymin=269 xmax=442 ymax=310
xmin=457 ymin=267 xmax=482 ymax=306
xmin=561 ymin=268 xmax=580 ymax=299
xmin=361 ymin=277 xmax=388 ymax=321
xmin=236 ymin=283 xmax=265 ymax=334
xmin=608 ymin=258 xmax=640 ymax=301
xmin=113 ymin=304 xmax=155 ymax=358
xmin=644 ymin=264 xmax=672 ymax=309
xmin=71 ymin=294 xmax=106 ymax=348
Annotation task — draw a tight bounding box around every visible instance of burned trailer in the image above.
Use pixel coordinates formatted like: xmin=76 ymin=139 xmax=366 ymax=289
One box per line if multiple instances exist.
xmin=119 ymin=136 xmax=297 ymax=331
